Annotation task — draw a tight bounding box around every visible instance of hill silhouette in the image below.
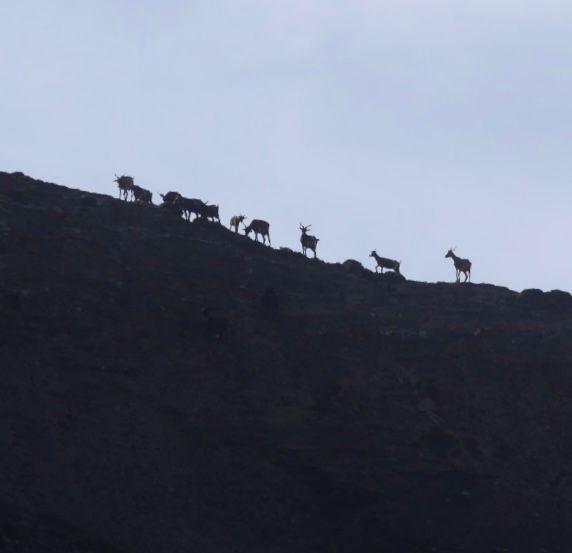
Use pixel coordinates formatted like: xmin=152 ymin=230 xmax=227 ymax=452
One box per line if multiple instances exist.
xmin=1 ymin=171 xmax=572 ymax=552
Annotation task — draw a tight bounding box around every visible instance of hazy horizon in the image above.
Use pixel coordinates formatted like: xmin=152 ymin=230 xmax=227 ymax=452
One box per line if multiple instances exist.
xmin=2 ymin=1 xmax=572 ymax=292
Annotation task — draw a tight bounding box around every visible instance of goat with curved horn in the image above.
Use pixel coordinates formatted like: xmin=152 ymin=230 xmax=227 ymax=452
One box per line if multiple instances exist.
xmin=299 ymin=224 xmax=319 ymax=258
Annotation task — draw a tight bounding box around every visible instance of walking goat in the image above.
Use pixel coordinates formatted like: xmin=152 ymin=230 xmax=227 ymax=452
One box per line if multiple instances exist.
xmin=299 ymin=224 xmax=319 ymax=258
xmin=445 ymin=248 xmax=472 ymax=283
xmin=244 ymin=219 xmax=271 ymax=245
xmin=370 ymin=250 xmax=400 ymax=274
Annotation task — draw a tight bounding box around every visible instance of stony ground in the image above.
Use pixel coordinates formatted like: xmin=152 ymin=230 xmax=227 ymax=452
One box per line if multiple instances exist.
xmin=1 ymin=171 xmax=572 ymax=552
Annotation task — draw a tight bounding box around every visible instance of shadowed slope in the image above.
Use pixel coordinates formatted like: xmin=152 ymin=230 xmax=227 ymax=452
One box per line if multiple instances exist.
xmin=0 ymin=171 xmax=571 ymax=552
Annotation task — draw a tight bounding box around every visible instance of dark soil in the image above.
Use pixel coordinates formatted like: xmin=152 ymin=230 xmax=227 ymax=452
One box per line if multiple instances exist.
xmin=1 ymin=171 xmax=571 ymax=552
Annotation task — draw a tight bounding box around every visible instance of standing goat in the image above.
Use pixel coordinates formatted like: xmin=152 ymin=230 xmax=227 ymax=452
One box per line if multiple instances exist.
xmin=370 ymin=250 xmax=401 ymax=274
xmin=132 ymin=184 xmax=153 ymax=204
xmin=114 ymin=174 xmax=135 ymax=201
xmin=244 ymin=219 xmax=271 ymax=245
xmin=177 ymin=197 xmax=208 ymax=221
xmin=200 ymin=204 xmax=220 ymax=223
xmin=229 ymin=215 xmax=247 ymax=233
xmin=445 ymin=248 xmax=472 ymax=283
xmin=299 ymin=224 xmax=319 ymax=258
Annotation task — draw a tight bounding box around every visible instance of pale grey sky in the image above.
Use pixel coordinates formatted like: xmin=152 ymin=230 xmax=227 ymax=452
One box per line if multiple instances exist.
xmin=2 ymin=1 xmax=572 ymax=291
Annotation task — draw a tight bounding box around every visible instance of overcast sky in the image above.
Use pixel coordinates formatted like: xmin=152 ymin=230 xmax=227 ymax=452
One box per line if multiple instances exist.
xmin=2 ymin=1 xmax=571 ymax=291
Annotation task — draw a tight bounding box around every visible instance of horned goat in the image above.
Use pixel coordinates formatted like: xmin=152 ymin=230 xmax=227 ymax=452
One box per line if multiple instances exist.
xmin=299 ymin=224 xmax=319 ymax=258
xmin=229 ymin=215 xmax=247 ymax=233
xmin=114 ymin=174 xmax=135 ymax=201
xmin=445 ymin=248 xmax=472 ymax=283
xmin=370 ymin=250 xmax=401 ymax=274
xmin=243 ymin=219 xmax=271 ymax=245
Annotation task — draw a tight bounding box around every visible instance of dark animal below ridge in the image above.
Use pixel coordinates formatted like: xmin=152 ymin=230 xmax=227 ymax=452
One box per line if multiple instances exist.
xmin=1 ymin=171 xmax=572 ymax=553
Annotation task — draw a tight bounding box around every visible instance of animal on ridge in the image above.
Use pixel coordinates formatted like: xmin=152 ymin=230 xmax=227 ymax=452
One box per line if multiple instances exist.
xmin=445 ymin=248 xmax=471 ymax=283
xmin=230 ymin=215 xmax=247 ymax=233
xmin=114 ymin=174 xmax=135 ymax=201
xmin=369 ymin=250 xmax=400 ymax=274
xmin=243 ymin=219 xmax=271 ymax=245
xmin=299 ymin=224 xmax=319 ymax=258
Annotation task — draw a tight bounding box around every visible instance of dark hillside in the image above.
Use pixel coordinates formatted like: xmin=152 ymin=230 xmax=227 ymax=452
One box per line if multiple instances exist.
xmin=1 ymin=171 xmax=572 ymax=552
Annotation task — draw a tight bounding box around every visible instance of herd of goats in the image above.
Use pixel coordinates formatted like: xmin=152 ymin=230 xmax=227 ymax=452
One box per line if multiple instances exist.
xmin=113 ymin=174 xmax=473 ymax=283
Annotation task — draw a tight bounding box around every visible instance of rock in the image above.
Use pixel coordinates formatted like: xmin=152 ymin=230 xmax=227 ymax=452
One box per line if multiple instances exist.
xmin=545 ymin=289 xmax=572 ymax=312
xmin=379 ymin=270 xmax=406 ymax=283
xmin=341 ymin=259 xmax=367 ymax=275
xmin=518 ymin=288 xmax=546 ymax=308
xmin=519 ymin=288 xmax=572 ymax=312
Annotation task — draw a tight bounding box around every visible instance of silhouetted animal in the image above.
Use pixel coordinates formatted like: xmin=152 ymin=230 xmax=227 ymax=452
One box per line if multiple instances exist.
xmin=299 ymin=224 xmax=319 ymax=258
xmin=178 ymin=197 xmax=208 ymax=221
xmin=114 ymin=174 xmax=134 ymax=201
xmin=244 ymin=219 xmax=271 ymax=245
xmin=160 ymin=191 xmax=181 ymax=204
xmin=445 ymin=248 xmax=471 ymax=283
xmin=132 ymin=185 xmax=153 ymax=204
xmin=200 ymin=204 xmax=220 ymax=223
xmin=230 ymin=215 xmax=247 ymax=233
xmin=370 ymin=250 xmax=400 ymax=274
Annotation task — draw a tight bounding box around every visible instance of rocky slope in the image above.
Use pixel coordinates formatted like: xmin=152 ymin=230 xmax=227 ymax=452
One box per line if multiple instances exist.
xmin=0 ymin=171 xmax=571 ymax=552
